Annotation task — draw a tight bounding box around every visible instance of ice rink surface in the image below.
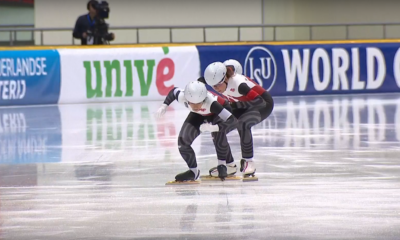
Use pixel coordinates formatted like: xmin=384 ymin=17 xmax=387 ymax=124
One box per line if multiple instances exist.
xmin=1 ymin=93 xmax=400 ymax=239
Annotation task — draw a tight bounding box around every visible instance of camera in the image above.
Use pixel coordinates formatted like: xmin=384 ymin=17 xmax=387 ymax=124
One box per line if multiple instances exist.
xmin=88 ymin=1 xmax=112 ymax=45
xmin=93 ymin=1 xmax=110 ymax=19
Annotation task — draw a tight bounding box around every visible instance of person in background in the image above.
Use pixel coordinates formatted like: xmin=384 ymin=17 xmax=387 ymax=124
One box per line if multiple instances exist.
xmin=73 ymin=0 xmax=115 ymax=45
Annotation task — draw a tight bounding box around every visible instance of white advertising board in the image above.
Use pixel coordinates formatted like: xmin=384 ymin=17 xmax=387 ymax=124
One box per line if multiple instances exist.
xmin=58 ymin=46 xmax=200 ymax=103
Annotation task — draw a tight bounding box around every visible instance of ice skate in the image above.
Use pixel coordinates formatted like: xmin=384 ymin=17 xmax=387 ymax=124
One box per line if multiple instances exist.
xmin=175 ymin=169 xmax=200 ymax=181
xmin=166 ymin=169 xmax=200 ymax=185
xmin=201 ymin=164 xmax=242 ymax=181
xmin=240 ymin=159 xmax=256 ymax=177
xmin=216 ymin=165 xmax=228 ymax=181
xmin=239 ymin=159 xmax=258 ymax=182
xmin=208 ymin=164 xmax=237 ymax=177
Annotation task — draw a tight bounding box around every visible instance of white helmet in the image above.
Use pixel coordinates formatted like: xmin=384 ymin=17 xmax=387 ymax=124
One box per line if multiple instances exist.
xmin=184 ymin=81 xmax=207 ymax=104
xmin=224 ymin=59 xmax=243 ymax=75
xmin=204 ymin=62 xmax=227 ymax=86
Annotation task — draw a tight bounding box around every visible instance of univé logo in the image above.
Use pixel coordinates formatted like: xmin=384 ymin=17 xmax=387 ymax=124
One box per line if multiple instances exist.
xmin=244 ymin=46 xmax=277 ymax=91
xmin=84 ymin=47 xmax=175 ymax=99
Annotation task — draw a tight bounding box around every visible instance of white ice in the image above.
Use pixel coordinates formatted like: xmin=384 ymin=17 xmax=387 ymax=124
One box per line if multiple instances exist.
xmin=0 ymin=93 xmax=400 ymax=239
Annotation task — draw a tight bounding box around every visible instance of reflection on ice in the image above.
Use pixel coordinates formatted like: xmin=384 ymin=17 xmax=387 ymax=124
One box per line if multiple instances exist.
xmin=253 ymin=94 xmax=400 ymax=149
xmin=0 ymin=93 xmax=399 ymax=165
xmin=0 ymin=106 xmax=62 ymax=164
xmin=0 ymin=93 xmax=400 ymax=239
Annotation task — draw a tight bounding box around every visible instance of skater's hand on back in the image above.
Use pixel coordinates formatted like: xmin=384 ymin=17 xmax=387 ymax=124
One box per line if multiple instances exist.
xmin=199 ymin=123 xmax=219 ymax=133
xmin=156 ymin=104 xmax=168 ymax=118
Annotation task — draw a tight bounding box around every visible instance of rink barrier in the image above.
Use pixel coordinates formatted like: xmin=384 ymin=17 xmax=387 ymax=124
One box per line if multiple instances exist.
xmin=57 ymin=46 xmax=200 ymax=104
xmin=0 ymin=49 xmax=61 ymax=106
xmin=1 ymin=40 xmax=400 ymax=106
xmin=197 ymin=42 xmax=400 ymax=96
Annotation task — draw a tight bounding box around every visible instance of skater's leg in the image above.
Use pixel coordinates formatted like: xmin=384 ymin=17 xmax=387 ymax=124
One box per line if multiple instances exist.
xmin=210 ymin=131 xmax=237 ymax=179
xmin=232 ymin=91 xmax=274 ymax=159
xmin=210 ymin=114 xmax=237 ymax=163
xmin=211 ymin=132 xmax=231 ymax=164
xmin=235 ymin=108 xmax=262 ymax=175
xmin=176 ymin=112 xmax=204 ymax=181
xmin=236 ymin=108 xmax=262 ymax=160
xmin=238 ymin=100 xmax=274 ymax=160
xmin=208 ymin=114 xmax=238 ymax=177
xmin=217 ymin=99 xmax=237 ymax=165
xmin=230 ymin=92 xmax=274 ymax=176
xmin=259 ymin=91 xmax=274 ymax=121
xmin=225 ymin=144 xmax=234 ymax=165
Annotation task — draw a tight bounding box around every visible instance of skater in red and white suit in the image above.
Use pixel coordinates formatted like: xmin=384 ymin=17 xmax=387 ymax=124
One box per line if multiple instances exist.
xmin=204 ymin=61 xmax=274 ymax=176
xmin=156 ymin=80 xmax=238 ymax=182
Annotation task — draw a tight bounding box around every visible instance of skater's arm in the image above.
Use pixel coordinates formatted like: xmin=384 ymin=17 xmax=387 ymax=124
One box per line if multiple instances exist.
xmin=210 ymin=101 xmax=232 ymax=121
xmin=209 ymin=101 xmax=237 ymax=131
xmin=251 ymin=84 xmax=272 ymax=104
xmin=163 ymin=87 xmax=183 ymax=105
xmin=206 ymin=101 xmax=236 ymax=132
xmin=232 ymin=83 xmax=266 ymax=109
xmin=157 ymin=87 xmax=184 ymax=118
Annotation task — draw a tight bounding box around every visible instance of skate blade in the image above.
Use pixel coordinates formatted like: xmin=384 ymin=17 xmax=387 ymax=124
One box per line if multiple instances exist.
xmin=200 ymin=175 xmax=242 ymax=181
xmin=165 ymin=180 xmax=201 ymax=185
xmin=242 ymin=174 xmax=258 ymax=182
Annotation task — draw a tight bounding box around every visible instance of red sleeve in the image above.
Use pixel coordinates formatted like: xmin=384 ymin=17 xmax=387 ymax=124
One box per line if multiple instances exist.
xmin=217 ymin=96 xmax=226 ymax=105
xmin=245 ymin=76 xmax=267 ymax=95
xmin=246 ymin=90 xmax=259 ymax=100
xmin=252 ymin=85 xmax=266 ymax=95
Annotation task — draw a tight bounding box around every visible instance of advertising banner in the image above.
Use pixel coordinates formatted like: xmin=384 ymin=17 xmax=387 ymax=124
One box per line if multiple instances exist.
xmin=0 ymin=50 xmax=61 ymax=106
xmin=0 ymin=105 xmax=62 ymax=164
xmin=197 ymin=43 xmax=400 ymax=96
xmin=58 ymin=46 xmax=200 ymax=103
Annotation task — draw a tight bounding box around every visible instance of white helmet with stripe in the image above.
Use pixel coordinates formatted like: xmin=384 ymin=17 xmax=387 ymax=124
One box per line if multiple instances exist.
xmin=204 ymin=62 xmax=227 ymax=86
xmin=184 ymin=81 xmax=207 ymax=104
xmin=223 ymin=59 xmax=243 ymax=75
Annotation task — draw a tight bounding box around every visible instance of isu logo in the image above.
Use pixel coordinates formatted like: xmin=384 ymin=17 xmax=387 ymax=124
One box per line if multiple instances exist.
xmin=244 ymin=46 xmax=277 ymax=91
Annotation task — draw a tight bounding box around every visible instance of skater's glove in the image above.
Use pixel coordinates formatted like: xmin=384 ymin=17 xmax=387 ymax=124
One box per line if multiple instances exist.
xmin=155 ymin=104 xmax=168 ymax=118
xmin=199 ymin=123 xmax=219 ymax=133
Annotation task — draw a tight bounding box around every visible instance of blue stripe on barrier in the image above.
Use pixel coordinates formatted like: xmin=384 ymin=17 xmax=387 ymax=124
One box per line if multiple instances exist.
xmin=0 ymin=49 xmax=61 ymax=106
xmin=197 ymin=43 xmax=400 ymax=96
